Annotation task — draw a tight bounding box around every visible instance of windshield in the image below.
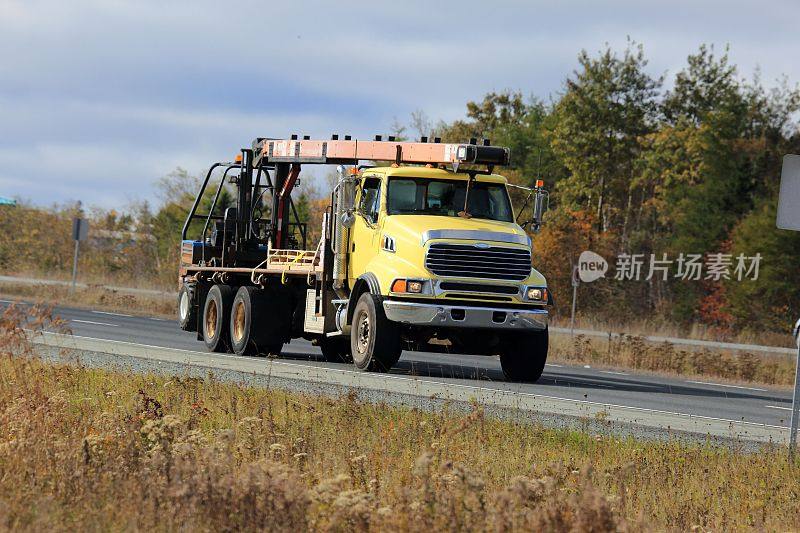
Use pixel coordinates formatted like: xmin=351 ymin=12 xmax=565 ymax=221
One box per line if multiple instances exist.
xmin=387 ymin=178 xmax=513 ymax=222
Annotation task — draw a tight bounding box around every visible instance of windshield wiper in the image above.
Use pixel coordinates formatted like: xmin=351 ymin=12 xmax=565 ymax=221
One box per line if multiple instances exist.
xmin=458 ymin=173 xmax=475 ymax=218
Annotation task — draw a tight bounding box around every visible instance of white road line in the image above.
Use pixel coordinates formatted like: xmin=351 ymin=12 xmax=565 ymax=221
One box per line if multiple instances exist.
xmin=0 ymin=299 xmax=16 ymax=303
xmin=600 ymin=370 xmax=629 ymax=375
xmin=765 ymin=405 xmax=793 ymax=411
xmin=149 ymin=317 xmax=167 ymax=321
xmin=71 ymin=320 xmax=119 ymax=327
xmin=544 ymin=363 xmax=563 ymax=368
xmin=92 ymin=310 xmax=133 ymax=318
xmin=686 ymin=380 xmax=767 ymax=392
xmin=53 ymin=333 xmax=792 ymax=431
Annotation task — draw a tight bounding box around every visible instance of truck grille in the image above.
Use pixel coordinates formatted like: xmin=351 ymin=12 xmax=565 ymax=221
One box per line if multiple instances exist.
xmin=425 ymin=243 xmax=531 ymax=281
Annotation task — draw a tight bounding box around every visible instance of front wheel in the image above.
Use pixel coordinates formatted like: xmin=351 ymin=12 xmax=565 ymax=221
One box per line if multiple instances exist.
xmin=499 ymin=328 xmax=549 ymax=383
xmin=350 ymin=293 xmax=401 ymax=372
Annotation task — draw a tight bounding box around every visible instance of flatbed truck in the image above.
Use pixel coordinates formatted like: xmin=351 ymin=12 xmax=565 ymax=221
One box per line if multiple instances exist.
xmin=177 ymin=135 xmax=551 ymax=382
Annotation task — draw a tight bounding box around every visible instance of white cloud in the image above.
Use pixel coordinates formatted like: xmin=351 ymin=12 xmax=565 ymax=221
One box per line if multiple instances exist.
xmin=1 ymin=0 xmax=799 ymax=207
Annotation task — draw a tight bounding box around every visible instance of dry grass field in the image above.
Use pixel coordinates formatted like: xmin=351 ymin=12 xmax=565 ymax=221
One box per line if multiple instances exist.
xmin=0 ymin=281 xmax=174 ymax=318
xmin=1 ymin=306 xmax=799 ymax=531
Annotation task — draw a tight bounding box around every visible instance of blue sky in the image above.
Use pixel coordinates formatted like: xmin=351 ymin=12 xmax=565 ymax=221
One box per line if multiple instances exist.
xmin=1 ymin=0 xmax=798 ymax=209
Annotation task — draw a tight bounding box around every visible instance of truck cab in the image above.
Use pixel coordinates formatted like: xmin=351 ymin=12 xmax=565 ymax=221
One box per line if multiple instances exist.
xmin=340 ymin=166 xmax=550 ymax=381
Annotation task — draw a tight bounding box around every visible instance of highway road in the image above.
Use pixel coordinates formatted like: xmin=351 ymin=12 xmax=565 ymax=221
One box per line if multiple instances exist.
xmin=3 ymin=298 xmax=798 ymax=444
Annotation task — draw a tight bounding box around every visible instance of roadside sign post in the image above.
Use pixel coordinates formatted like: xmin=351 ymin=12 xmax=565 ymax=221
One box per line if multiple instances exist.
xmin=791 ymin=319 xmax=800 ymax=457
xmin=777 ymin=155 xmax=800 ymax=456
xmin=570 ymin=266 xmax=579 ymax=338
xmin=71 ymin=217 xmax=89 ymax=294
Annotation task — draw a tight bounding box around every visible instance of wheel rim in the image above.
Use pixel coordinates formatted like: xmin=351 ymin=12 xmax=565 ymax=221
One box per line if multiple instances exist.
xmin=356 ymin=311 xmax=370 ymax=355
xmin=232 ymin=300 xmax=246 ymax=344
xmin=205 ymin=300 xmax=218 ymax=340
xmin=179 ymin=291 xmax=189 ymax=321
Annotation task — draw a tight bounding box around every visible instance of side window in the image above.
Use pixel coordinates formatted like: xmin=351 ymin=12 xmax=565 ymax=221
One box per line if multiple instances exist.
xmin=359 ymin=177 xmax=381 ymax=224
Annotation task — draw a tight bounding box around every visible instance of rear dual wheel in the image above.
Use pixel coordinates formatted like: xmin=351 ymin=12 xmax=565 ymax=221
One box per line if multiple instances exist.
xmin=229 ymin=286 xmax=283 ymax=356
xmin=178 ymin=284 xmax=197 ymax=331
xmin=203 ymin=284 xmax=234 ymax=352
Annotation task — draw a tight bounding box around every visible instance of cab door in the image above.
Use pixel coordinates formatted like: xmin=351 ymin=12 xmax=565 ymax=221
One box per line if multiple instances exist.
xmin=348 ymin=175 xmax=383 ymax=285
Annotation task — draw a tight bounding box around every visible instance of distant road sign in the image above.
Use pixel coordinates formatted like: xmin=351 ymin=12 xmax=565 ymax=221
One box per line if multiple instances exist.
xmin=778 ymin=155 xmax=800 ymax=231
xmin=72 ymin=217 xmax=89 ymax=241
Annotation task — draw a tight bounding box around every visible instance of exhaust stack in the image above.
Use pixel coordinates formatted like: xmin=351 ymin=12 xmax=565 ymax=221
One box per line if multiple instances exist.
xmin=331 ymin=165 xmax=356 ymax=287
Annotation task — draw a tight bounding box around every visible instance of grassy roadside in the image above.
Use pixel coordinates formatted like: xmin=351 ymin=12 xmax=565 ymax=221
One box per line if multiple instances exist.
xmin=0 ymin=279 xmax=796 ymax=388
xmin=0 ymin=281 xmax=174 ymax=318
xmin=1 ymin=312 xmax=800 ymax=531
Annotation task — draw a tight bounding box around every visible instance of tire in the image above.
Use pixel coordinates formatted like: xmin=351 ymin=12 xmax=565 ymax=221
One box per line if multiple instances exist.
xmin=350 ymin=293 xmax=401 ymax=372
xmin=319 ymin=336 xmax=352 ymax=363
xmin=202 ymin=284 xmax=234 ymax=352
xmin=178 ymin=284 xmax=197 ymax=332
xmin=229 ymin=286 xmax=284 ymax=356
xmin=229 ymin=286 xmax=266 ymax=356
xmin=499 ymin=328 xmax=549 ymax=383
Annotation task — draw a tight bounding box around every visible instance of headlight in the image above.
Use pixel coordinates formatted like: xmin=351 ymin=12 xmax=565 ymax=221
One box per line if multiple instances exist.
xmin=526 ymin=287 xmax=548 ymax=302
xmin=391 ymin=279 xmax=426 ymax=294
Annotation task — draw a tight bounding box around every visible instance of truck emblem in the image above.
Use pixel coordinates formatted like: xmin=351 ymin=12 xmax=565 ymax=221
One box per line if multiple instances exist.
xmin=474 ymin=242 xmax=491 ymax=249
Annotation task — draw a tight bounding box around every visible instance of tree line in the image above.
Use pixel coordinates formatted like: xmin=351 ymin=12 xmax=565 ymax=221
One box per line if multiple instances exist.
xmin=410 ymin=42 xmax=800 ymax=334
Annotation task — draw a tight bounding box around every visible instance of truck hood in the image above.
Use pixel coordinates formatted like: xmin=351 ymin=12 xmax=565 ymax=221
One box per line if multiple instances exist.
xmin=374 ymin=214 xmax=545 ymax=288
xmin=383 ymin=214 xmax=529 ymax=246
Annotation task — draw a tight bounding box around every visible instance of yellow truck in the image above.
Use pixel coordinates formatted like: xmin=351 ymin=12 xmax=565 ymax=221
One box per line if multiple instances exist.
xmin=178 ymin=135 xmax=551 ymax=382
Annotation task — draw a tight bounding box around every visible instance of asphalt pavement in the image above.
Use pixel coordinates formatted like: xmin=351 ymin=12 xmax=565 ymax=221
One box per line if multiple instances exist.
xmin=3 ymin=297 xmax=796 ymax=437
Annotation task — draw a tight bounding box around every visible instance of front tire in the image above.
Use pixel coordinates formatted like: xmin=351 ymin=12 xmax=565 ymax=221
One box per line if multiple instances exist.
xmin=499 ymin=328 xmax=549 ymax=383
xmin=350 ymin=293 xmax=401 ymax=372
xmin=203 ymin=284 xmax=234 ymax=352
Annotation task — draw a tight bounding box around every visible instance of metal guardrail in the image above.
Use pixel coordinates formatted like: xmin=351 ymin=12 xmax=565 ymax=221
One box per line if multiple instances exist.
xmin=550 ymin=326 xmax=796 ymax=356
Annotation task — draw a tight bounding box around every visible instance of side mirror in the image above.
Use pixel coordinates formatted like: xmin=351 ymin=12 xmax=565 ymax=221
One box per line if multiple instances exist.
xmin=510 ymin=181 xmax=549 ymax=232
xmin=528 ymin=189 xmax=549 ymax=233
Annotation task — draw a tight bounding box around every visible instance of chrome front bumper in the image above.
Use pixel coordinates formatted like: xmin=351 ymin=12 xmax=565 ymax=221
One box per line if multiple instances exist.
xmin=382 ymin=300 xmax=548 ymax=331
